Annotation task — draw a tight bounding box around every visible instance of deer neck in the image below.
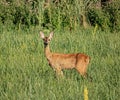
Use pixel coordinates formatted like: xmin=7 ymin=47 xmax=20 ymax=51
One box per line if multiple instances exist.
xmin=44 ymin=44 xmax=52 ymax=59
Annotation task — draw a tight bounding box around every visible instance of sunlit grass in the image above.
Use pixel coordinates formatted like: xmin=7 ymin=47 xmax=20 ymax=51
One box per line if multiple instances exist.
xmin=0 ymin=28 xmax=119 ymax=100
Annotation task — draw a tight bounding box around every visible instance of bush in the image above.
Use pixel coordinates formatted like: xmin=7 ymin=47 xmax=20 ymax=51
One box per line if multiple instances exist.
xmin=87 ymin=1 xmax=120 ymax=32
xmin=103 ymin=1 xmax=120 ymax=32
xmin=0 ymin=0 xmax=120 ymax=32
xmin=0 ymin=0 xmax=39 ymax=28
xmin=87 ymin=8 xmax=110 ymax=31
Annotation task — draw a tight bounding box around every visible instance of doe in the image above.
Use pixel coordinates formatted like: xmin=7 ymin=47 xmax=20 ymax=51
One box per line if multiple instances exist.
xmin=40 ymin=31 xmax=90 ymax=78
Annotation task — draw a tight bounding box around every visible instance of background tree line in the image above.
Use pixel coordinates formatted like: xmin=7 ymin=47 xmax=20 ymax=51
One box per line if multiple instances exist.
xmin=0 ymin=0 xmax=120 ymax=32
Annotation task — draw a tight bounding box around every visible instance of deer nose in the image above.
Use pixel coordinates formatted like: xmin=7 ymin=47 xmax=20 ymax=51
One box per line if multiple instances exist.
xmin=44 ymin=42 xmax=48 ymax=45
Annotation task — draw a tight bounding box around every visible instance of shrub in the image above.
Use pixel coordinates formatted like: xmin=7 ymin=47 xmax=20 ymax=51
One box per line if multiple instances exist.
xmin=103 ymin=1 xmax=120 ymax=32
xmin=0 ymin=0 xmax=39 ymax=28
xmin=87 ymin=1 xmax=120 ymax=32
xmin=87 ymin=8 xmax=110 ymax=30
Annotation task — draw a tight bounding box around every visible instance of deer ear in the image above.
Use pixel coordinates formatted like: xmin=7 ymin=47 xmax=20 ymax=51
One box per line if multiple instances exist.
xmin=40 ymin=31 xmax=45 ymax=39
xmin=49 ymin=32 xmax=54 ymax=40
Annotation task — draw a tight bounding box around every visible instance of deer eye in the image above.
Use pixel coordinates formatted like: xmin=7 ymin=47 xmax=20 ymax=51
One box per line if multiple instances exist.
xmin=48 ymin=39 xmax=51 ymax=41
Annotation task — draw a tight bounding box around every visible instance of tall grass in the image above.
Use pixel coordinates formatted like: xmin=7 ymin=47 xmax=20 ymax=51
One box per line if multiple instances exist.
xmin=0 ymin=28 xmax=119 ymax=100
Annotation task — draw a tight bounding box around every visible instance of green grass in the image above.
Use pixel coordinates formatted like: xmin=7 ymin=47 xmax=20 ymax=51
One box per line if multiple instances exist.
xmin=0 ymin=28 xmax=120 ymax=100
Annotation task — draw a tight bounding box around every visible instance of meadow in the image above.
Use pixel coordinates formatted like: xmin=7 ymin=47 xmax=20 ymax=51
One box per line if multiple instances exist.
xmin=0 ymin=28 xmax=119 ymax=100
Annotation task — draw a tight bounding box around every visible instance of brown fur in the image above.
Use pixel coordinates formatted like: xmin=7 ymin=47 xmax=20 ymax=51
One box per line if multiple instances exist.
xmin=40 ymin=31 xmax=90 ymax=78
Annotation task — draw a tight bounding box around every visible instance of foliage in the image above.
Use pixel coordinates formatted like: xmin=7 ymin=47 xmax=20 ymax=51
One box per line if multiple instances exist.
xmin=0 ymin=0 xmax=120 ymax=31
xmin=87 ymin=8 xmax=110 ymax=30
xmin=87 ymin=0 xmax=120 ymax=31
xmin=0 ymin=0 xmax=39 ymax=28
xmin=103 ymin=1 xmax=120 ymax=32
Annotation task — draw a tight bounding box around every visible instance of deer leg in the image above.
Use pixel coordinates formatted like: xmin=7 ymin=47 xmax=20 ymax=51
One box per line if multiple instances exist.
xmin=55 ymin=67 xmax=64 ymax=77
xmin=75 ymin=67 xmax=87 ymax=78
xmin=76 ymin=67 xmax=92 ymax=81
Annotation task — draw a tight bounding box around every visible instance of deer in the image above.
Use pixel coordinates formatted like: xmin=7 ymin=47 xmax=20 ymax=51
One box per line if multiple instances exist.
xmin=40 ymin=31 xmax=91 ymax=79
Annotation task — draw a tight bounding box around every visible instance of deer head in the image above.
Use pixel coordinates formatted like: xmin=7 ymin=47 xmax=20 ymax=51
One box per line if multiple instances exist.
xmin=40 ymin=31 xmax=54 ymax=46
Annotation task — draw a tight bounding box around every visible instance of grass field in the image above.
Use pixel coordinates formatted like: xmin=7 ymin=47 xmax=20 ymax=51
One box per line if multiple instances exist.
xmin=0 ymin=28 xmax=119 ymax=100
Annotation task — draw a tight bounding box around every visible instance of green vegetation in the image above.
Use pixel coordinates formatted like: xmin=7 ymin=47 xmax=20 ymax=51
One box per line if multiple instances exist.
xmin=0 ymin=0 xmax=120 ymax=100
xmin=0 ymin=27 xmax=119 ymax=99
xmin=0 ymin=0 xmax=120 ymax=31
